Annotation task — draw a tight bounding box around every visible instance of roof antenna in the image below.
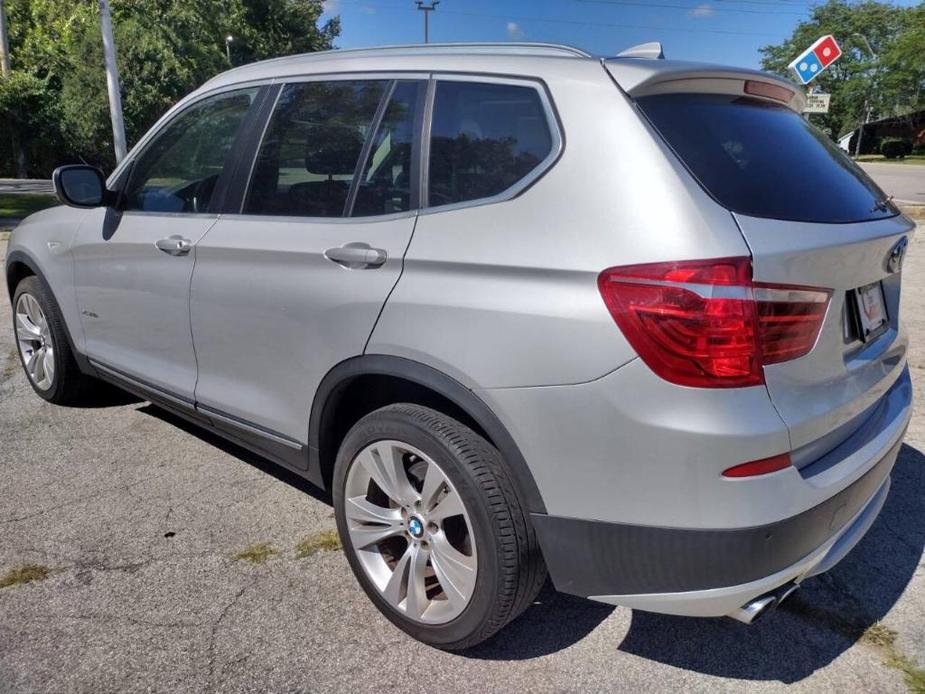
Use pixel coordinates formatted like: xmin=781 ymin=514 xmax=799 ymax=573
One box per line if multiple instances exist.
xmin=616 ymin=42 xmax=664 ymax=59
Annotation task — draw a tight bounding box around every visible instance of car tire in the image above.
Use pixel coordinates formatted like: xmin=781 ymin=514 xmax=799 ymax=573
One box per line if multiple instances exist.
xmin=333 ymin=403 xmax=546 ymax=650
xmin=12 ymin=275 xmax=97 ymax=405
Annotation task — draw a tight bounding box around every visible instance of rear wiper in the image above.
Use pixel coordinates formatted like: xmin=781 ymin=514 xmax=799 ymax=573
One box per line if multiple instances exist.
xmin=871 ymin=194 xmax=894 ymax=213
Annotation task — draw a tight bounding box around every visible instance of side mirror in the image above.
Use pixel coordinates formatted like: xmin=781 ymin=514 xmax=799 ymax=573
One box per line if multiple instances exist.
xmin=52 ymin=165 xmax=113 ymax=209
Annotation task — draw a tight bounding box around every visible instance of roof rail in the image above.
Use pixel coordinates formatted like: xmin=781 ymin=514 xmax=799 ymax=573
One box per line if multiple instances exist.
xmin=615 ymin=42 xmax=665 ymax=60
xmin=251 ymin=42 xmax=592 ymax=66
xmin=332 ymin=42 xmax=592 ymax=58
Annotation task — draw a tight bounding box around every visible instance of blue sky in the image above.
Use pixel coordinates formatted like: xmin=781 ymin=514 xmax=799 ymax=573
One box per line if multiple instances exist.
xmin=320 ymin=0 xmax=917 ymax=69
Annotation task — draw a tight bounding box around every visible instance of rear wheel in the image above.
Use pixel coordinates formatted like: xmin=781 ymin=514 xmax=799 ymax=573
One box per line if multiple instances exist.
xmin=333 ymin=403 xmax=546 ymax=650
xmin=12 ymin=276 xmax=96 ymax=404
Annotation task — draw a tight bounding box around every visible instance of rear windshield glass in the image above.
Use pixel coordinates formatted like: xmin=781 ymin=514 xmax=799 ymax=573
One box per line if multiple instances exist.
xmin=636 ymin=93 xmax=897 ymax=224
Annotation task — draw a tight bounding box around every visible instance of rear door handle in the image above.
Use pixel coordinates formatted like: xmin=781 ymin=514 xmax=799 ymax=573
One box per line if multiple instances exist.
xmin=155 ymin=235 xmax=193 ymax=256
xmin=324 ymin=242 xmax=388 ymax=269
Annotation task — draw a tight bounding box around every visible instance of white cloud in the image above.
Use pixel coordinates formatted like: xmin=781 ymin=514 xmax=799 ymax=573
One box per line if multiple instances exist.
xmin=323 ymin=0 xmax=341 ymax=14
xmin=687 ymin=3 xmax=714 ymax=18
xmin=360 ymin=4 xmax=376 ymax=14
xmin=506 ymin=21 xmax=525 ymax=40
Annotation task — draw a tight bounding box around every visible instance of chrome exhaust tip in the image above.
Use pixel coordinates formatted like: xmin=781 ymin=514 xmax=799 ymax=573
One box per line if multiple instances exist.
xmin=774 ymin=582 xmax=800 ymax=607
xmin=730 ymin=595 xmax=778 ymax=624
xmin=730 ymin=582 xmax=800 ymax=624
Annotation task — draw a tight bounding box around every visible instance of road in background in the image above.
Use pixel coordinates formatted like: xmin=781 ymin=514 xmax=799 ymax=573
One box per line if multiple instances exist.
xmin=1 ymin=232 xmax=924 ymax=692
xmin=860 ymin=163 xmax=925 ymax=206
xmin=0 ymin=179 xmax=54 ymax=195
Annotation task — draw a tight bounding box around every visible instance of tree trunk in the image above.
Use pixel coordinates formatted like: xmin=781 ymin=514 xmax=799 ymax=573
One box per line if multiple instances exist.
xmin=11 ymin=130 xmax=27 ymax=178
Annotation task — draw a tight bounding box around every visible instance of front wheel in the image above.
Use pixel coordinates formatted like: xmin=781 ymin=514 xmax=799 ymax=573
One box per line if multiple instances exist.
xmin=12 ymin=276 xmax=96 ymax=404
xmin=333 ymin=404 xmax=546 ymax=650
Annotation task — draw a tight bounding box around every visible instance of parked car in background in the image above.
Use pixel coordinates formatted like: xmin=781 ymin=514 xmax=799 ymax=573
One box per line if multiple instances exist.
xmin=7 ymin=42 xmax=914 ymax=649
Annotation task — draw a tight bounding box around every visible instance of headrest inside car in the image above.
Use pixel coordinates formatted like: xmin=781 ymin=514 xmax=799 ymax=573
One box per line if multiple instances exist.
xmin=304 ymin=123 xmax=364 ymax=175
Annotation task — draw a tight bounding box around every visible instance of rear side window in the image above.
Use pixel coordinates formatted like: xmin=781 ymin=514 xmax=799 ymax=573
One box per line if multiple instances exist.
xmin=637 ymin=93 xmax=896 ymax=223
xmin=245 ymin=80 xmax=387 ymax=217
xmin=428 ymin=81 xmax=554 ymax=207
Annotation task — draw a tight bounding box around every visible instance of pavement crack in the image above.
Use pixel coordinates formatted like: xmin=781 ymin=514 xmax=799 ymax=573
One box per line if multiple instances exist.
xmin=207 ymin=578 xmax=256 ymax=692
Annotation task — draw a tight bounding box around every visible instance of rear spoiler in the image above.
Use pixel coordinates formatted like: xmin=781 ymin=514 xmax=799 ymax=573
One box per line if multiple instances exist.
xmin=604 ymin=59 xmax=805 ymax=113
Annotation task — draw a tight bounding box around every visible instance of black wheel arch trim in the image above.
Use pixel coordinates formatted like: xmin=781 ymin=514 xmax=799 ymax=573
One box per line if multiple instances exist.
xmin=308 ymin=354 xmax=547 ymax=514
xmin=6 ymin=249 xmax=95 ymax=376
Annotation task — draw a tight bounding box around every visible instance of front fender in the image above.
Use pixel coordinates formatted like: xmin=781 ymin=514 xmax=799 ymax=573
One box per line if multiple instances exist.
xmin=6 ymin=206 xmax=89 ymax=359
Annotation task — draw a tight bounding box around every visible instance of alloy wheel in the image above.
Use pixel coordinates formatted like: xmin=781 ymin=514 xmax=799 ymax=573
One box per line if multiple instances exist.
xmin=14 ymin=293 xmax=55 ymax=391
xmin=344 ymin=440 xmax=478 ymax=624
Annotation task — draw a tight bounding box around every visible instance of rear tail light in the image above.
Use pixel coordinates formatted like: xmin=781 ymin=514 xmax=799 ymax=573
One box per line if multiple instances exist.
xmin=598 ymin=257 xmax=830 ymax=388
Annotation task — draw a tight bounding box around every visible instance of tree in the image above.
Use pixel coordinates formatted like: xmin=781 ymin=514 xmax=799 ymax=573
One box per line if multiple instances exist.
xmin=0 ymin=0 xmax=340 ymax=175
xmin=759 ymin=0 xmax=925 ymax=145
xmin=0 ymin=70 xmax=61 ymax=175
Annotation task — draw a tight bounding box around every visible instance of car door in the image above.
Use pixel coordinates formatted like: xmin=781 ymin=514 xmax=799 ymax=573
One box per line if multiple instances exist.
xmin=71 ymin=87 xmax=261 ymax=400
xmin=190 ymin=77 xmax=426 ymax=461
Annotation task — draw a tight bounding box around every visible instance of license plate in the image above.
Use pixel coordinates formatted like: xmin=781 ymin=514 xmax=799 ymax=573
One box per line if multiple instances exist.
xmin=854 ymin=282 xmax=888 ymax=341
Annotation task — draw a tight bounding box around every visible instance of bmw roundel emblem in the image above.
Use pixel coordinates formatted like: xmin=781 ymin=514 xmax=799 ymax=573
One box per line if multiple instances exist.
xmin=408 ymin=517 xmax=424 ymax=539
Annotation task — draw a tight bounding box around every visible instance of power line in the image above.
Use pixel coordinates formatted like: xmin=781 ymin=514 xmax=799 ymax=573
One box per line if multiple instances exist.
xmin=435 ymin=8 xmax=784 ymax=37
xmin=336 ymin=0 xmax=787 ymax=38
xmin=576 ymin=0 xmax=810 ymax=16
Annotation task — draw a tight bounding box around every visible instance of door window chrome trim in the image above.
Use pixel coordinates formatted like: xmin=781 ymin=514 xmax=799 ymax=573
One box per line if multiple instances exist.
xmin=420 ymin=72 xmax=564 ymax=215
xmin=226 ymin=209 xmax=419 ymax=226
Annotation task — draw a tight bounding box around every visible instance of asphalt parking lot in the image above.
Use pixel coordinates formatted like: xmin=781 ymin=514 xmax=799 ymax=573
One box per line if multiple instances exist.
xmin=1 ymin=228 xmax=924 ymax=694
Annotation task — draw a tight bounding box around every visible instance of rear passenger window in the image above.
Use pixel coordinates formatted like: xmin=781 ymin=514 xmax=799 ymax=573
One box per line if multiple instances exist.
xmin=352 ymin=81 xmax=424 ymax=217
xmin=427 ymin=81 xmax=553 ymax=207
xmin=244 ymin=80 xmax=387 ymax=217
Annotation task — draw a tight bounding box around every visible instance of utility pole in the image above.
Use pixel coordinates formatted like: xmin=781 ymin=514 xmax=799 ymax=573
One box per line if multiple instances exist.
xmin=0 ymin=0 xmax=11 ymax=77
xmin=99 ymin=0 xmax=127 ymax=163
xmin=416 ymin=1 xmax=439 ymax=44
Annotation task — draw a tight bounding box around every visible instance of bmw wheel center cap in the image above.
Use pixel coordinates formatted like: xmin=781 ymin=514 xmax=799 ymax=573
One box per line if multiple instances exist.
xmin=408 ymin=516 xmax=425 ymax=539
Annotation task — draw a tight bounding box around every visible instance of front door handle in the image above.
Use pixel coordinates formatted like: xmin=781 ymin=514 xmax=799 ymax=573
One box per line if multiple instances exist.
xmin=324 ymin=242 xmax=387 ymax=269
xmin=155 ymin=235 xmax=193 ymax=256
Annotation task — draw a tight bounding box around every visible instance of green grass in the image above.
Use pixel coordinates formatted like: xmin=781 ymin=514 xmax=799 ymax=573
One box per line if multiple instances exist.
xmin=855 ymin=155 xmax=925 ymax=165
xmin=0 ymin=564 xmax=51 ymax=589
xmin=232 ymin=542 xmax=279 ymax=564
xmin=294 ymin=530 xmax=341 ymax=559
xmin=0 ymin=193 xmax=59 ymax=219
xmin=861 ymin=623 xmax=925 ymax=693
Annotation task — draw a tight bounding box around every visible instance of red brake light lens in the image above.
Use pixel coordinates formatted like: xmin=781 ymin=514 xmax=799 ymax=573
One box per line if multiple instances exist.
xmin=744 ymin=80 xmax=794 ymax=103
xmin=598 ymin=257 xmax=830 ymax=388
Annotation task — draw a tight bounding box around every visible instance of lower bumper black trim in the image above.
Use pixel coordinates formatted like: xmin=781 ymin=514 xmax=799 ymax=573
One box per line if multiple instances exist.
xmin=533 ymin=436 xmax=901 ymax=597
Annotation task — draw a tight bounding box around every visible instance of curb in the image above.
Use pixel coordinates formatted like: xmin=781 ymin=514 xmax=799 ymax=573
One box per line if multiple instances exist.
xmin=900 ymin=205 xmax=925 ymax=222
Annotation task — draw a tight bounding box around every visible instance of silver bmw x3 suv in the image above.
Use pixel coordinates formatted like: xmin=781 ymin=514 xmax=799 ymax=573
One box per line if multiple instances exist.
xmin=7 ymin=42 xmax=914 ymax=649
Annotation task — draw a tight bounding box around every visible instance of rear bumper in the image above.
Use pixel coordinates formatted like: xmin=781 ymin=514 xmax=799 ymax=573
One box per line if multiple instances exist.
xmin=532 ymin=434 xmax=902 ymax=617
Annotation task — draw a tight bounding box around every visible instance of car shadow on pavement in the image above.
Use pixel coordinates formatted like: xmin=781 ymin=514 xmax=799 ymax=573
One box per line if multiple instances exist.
xmin=468 ymin=444 xmax=925 ymax=682
xmin=136 ymin=404 xmax=332 ymax=505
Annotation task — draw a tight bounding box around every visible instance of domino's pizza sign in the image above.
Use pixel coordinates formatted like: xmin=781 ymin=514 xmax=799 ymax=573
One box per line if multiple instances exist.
xmin=789 ymin=35 xmax=842 ymax=84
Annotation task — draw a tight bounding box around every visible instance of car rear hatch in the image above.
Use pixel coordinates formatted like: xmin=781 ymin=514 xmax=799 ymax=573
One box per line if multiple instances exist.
xmin=606 ymin=59 xmax=914 ymax=472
